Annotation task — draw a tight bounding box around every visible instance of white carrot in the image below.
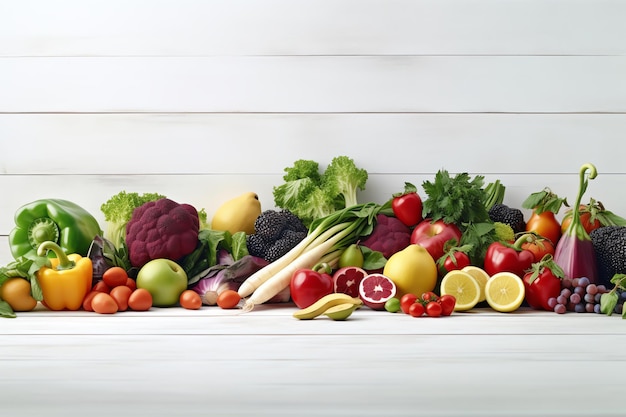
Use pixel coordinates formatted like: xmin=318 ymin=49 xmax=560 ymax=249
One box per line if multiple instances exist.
xmin=238 ymin=202 xmax=388 ymax=311
xmin=241 ymin=229 xmax=349 ymax=312
xmin=237 ymin=222 xmax=348 ymax=298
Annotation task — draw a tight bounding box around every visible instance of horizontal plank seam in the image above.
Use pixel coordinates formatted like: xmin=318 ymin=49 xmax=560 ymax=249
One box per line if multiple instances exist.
xmin=2 ymin=111 xmax=626 ymax=115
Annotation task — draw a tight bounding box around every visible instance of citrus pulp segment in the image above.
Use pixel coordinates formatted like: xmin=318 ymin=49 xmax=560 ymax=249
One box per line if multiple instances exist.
xmin=484 ymin=271 xmax=525 ymax=313
xmin=461 ymin=265 xmax=490 ymax=302
xmin=439 ymin=270 xmax=480 ymax=311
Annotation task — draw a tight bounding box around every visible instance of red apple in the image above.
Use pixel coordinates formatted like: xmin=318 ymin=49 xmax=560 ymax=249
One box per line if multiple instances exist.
xmin=409 ymin=219 xmax=462 ymax=262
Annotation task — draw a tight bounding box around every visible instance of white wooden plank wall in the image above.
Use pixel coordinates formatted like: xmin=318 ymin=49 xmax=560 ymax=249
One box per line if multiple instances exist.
xmin=1 ymin=0 xmax=626 ymax=267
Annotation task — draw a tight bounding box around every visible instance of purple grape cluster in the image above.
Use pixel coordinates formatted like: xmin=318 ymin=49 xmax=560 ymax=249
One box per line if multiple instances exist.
xmin=547 ymin=277 xmax=610 ymax=314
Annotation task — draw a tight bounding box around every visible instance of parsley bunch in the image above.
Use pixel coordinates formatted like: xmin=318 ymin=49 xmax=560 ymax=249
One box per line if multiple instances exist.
xmin=421 ymin=169 xmax=496 ymax=266
xmin=422 ymin=170 xmax=491 ymax=225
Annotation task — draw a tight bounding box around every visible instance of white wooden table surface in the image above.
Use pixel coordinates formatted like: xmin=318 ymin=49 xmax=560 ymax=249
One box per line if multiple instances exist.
xmin=1 ymin=304 xmax=624 ymax=417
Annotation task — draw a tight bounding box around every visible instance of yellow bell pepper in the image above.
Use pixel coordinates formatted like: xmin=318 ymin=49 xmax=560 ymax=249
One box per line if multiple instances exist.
xmin=36 ymin=241 xmax=93 ymax=311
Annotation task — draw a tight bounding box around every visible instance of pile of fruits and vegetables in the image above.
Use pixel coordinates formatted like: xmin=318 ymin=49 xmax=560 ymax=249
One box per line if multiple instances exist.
xmin=2 ymin=157 xmax=626 ymax=322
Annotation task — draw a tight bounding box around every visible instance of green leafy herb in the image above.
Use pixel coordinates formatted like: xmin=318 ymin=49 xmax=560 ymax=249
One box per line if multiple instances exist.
xmin=422 ymin=170 xmax=491 ymax=226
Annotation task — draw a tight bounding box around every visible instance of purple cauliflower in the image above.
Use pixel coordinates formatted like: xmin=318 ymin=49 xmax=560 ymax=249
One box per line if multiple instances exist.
xmin=126 ymin=198 xmax=200 ymax=268
xmin=360 ymin=214 xmax=411 ymax=259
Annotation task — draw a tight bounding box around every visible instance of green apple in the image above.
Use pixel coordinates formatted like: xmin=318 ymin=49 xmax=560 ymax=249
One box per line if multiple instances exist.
xmin=136 ymin=258 xmax=188 ymax=307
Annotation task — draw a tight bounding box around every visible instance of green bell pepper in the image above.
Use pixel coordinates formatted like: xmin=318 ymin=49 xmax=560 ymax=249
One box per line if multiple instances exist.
xmin=9 ymin=199 xmax=102 ymax=260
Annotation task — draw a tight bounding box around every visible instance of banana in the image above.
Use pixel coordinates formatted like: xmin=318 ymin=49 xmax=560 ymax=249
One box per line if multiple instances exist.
xmin=323 ymin=303 xmax=360 ymax=321
xmin=293 ymin=293 xmax=363 ymax=320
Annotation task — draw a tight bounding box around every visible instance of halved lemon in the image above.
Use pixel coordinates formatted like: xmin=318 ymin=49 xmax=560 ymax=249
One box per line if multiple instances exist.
xmin=461 ymin=265 xmax=490 ymax=303
xmin=439 ymin=270 xmax=480 ymax=311
xmin=484 ymin=272 xmax=525 ymax=313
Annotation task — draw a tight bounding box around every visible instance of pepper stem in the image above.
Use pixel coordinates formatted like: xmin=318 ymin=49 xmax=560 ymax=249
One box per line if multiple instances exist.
xmin=37 ymin=241 xmax=75 ymax=270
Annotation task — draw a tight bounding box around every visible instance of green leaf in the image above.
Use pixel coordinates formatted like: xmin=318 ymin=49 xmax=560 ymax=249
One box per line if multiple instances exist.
xmin=230 ymin=231 xmax=249 ymax=261
xmin=361 ymin=247 xmax=387 ymax=270
xmin=600 ymin=292 xmax=619 ymax=316
xmin=0 ymin=300 xmax=16 ymax=318
xmin=30 ymin=275 xmax=43 ymax=301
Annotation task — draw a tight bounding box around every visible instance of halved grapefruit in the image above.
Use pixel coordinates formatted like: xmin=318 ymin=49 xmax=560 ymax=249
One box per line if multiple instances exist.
xmin=333 ymin=266 xmax=368 ymax=298
xmin=358 ymin=273 xmax=397 ymax=310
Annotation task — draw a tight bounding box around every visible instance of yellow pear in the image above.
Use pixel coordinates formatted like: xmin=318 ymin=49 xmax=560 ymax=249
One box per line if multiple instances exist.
xmin=210 ymin=192 xmax=262 ymax=235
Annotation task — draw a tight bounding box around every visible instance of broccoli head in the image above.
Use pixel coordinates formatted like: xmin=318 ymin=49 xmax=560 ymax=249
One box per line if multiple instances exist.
xmin=125 ymin=198 xmax=200 ymax=268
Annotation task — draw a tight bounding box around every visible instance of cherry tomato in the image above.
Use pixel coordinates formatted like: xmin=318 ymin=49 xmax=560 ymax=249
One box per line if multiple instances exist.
xmin=91 ymin=281 xmax=111 ymax=294
xmin=441 ymin=251 xmax=471 ymax=275
xmin=110 ymin=285 xmax=132 ymax=312
xmin=400 ymin=293 xmax=418 ymax=314
xmin=179 ymin=290 xmax=202 ymax=310
xmin=425 ymin=301 xmax=442 ymax=317
xmin=91 ymin=293 xmax=118 ymax=314
xmin=421 ymin=291 xmax=438 ymax=302
xmin=82 ymin=291 xmax=99 ymax=312
xmin=128 ymin=288 xmax=153 ymax=311
xmin=102 ymin=266 xmax=129 ymax=288
xmin=526 ymin=210 xmax=562 ymax=245
xmin=125 ymin=278 xmax=137 ymax=291
xmin=408 ymin=302 xmax=425 ymax=317
xmin=217 ymin=290 xmax=242 ymax=309
xmin=521 ymin=236 xmax=555 ymax=263
xmin=438 ymin=294 xmax=456 ymax=316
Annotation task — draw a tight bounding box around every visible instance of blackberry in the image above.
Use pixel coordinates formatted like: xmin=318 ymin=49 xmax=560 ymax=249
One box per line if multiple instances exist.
xmin=254 ymin=210 xmax=287 ymax=241
xmin=246 ymin=233 xmax=271 ymax=259
xmin=280 ymin=209 xmax=308 ymax=233
xmin=590 ymin=226 xmax=626 ymax=286
xmin=488 ymin=204 xmax=526 ymax=234
xmin=264 ymin=230 xmax=307 ymax=263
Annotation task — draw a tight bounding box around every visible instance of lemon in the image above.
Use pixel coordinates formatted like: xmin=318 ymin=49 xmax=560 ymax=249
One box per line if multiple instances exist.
xmin=461 ymin=265 xmax=490 ymax=303
xmin=484 ymin=272 xmax=525 ymax=313
xmin=439 ymin=270 xmax=480 ymax=311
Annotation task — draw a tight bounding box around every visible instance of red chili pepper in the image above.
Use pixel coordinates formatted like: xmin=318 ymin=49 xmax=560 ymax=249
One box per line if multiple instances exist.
xmin=483 ymin=234 xmax=535 ymax=278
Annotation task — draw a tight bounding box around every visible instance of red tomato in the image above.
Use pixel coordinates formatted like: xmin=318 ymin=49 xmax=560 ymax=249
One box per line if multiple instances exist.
xmin=526 ymin=210 xmax=562 ymax=245
xmin=128 ymin=288 xmax=152 ymax=311
xmin=408 ymin=302 xmax=425 ymax=317
xmin=110 ymin=286 xmax=132 ymax=312
xmin=91 ymin=281 xmax=111 ymax=294
xmin=400 ymin=293 xmax=418 ymax=314
xmin=561 ymin=205 xmax=602 ymax=235
xmin=216 ymin=289 xmax=241 ymax=309
xmin=82 ymin=291 xmax=99 ymax=312
xmin=441 ymin=251 xmax=471 ymax=275
xmin=179 ymin=290 xmax=202 ymax=310
xmin=102 ymin=267 xmax=129 ymax=288
xmin=523 ymin=268 xmax=562 ymax=311
xmin=438 ymin=294 xmax=456 ymax=316
xmin=125 ymin=278 xmax=137 ymax=291
xmin=91 ymin=293 xmax=118 ymax=314
xmin=521 ymin=236 xmax=555 ymax=263
xmin=421 ymin=291 xmax=438 ymax=302
xmin=392 ymin=183 xmax=423 ymax=227
xmin=425 ymin=301 xmax=442 ymax=317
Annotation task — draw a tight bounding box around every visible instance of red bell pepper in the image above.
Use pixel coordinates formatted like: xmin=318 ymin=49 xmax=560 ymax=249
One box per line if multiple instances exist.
xmin=483 ymin=234 xmax=535 ymax=278
xmin=522 ymin=254 xmax=565 ymax=311
xmin=391 ymin=182 xmax=423 ymax=227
